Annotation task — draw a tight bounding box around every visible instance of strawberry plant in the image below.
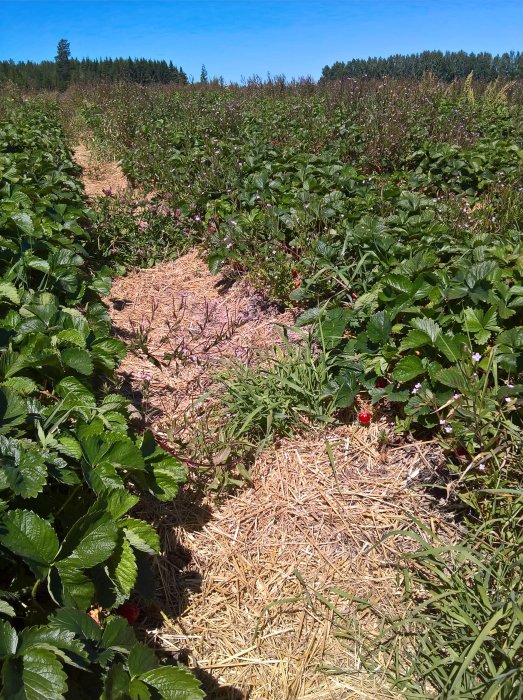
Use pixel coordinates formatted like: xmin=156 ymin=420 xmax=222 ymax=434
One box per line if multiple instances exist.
xmin=0 ymin=102 xmax=203 ymax=698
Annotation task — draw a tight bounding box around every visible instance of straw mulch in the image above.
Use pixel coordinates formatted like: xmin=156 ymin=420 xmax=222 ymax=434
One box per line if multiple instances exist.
xmin=106 ymin=249 xmax=294 ymax=442
xmin=145 ymin=422 xmax=449 ymax=699
xmin=105 ymin=252 xmax=451 ymax=699
xmin=74 ymin=143 xmax=128 ymax=197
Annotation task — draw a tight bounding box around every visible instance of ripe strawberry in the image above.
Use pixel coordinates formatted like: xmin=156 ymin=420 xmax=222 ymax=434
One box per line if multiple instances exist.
xmin=358 ymin=410 xmax=371 ymax=425
xmin=375 ymin=377 xmax=387 ymax=388
xmin=291 ymin=269 xmax=299 ymax=278
xmin=117 ymin=602 xmax=141 ymax=624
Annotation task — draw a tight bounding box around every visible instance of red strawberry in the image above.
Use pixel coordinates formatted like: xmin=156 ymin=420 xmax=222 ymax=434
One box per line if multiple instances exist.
xmin=117 ymin=602 xmax=140 ymax=624
xmin=358 ymin=410 xmax=371 ymax=425
xmin=375 ymin=377 xmax=387 ymax=389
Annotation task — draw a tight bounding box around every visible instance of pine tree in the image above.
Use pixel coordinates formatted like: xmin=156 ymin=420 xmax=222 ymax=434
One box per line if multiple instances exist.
xmin=200 ymin=64 xmax=208 ymax=84
xmin=55 ymin=38 xmax=71 ymax=89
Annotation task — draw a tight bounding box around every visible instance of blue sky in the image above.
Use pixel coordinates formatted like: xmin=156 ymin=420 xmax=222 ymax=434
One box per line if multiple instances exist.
xmin=2 ymin=1 xmax=522 ymax=82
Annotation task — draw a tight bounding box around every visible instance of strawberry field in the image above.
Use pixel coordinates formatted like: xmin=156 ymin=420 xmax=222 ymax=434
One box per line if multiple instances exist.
xmin=1 ymin=76 xmax=522 ymax=698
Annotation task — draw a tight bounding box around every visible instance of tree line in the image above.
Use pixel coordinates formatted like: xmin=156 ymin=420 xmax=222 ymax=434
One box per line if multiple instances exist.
xmin=1 ymin=40 xmax=187 ymax=89
xmin=321 ymin=50 xmax=523 ymax=81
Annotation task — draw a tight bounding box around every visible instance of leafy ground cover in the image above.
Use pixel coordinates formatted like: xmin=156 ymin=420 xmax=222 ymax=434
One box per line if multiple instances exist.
xmin=61 ymin=76 xmax=523 ymax=696
xmin=0 ymin=101 xmax=203 ymax=698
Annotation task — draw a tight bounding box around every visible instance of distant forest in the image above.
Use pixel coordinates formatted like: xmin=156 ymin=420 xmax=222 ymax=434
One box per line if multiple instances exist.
xmin=321 ymin=50 xmax=523 ymax=81
xmin=0 ymin=40 xmax=187 ymax=89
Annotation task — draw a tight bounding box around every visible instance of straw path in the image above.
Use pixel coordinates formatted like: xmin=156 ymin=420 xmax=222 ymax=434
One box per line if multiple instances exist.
xmin=142 ymin=423 xmax=449 ymax=699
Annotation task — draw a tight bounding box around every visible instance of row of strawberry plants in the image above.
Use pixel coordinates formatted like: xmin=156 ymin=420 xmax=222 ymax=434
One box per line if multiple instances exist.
xmin=0 ymin=102 xmax=203 ymax=698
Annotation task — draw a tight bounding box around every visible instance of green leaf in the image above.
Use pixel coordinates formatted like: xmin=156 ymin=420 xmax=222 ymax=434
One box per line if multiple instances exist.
xmin=91 ymin=338 xmax=127 ymax=360
xmin=130 ymin=679 xmax=152 ymax=700
xmin=0 ymin=388 xmax=27 ymax=434
xmin=101 ymin=663 xmax=130 ymax=700
xmin=61 ymin=348 xmax=93 ymax=376
xmin=366 ymin=311 xmax=392 ymax=345
xmin=320 ymin=308 xmax=350 ymax=346
xmin=207 ymin=254 xmax=225 ymax=275
xmin=410 ymin=317 xmax=441 ymax=343
xmin=0 ymin=436 xmax=47 ymax=498
xmin=18 ymin=627 xmax=88 ymax=669
xmin=122 ymin=519 xmax=160 ymax=555
xmin=56 ymin=329 xmax=86 ymax=348
xmin=353 ymin=288 xmax=380 ymax=313
xmin=101 ymin=616 xmax=137 ymax=653
xmin=105 ymin=491 xmax=140 ymax=520
xmin=57 ymin=510 xmax=118 ymax=569
xmin=0 ymin=283 xmax=20 ymax=305
xmin=0 ymin=620 xmax=18 ymax=658
xmin=463 ymin=307 xmax=499 ymax=344
xmin=55 ymin=377 xmax=96 ymax=409
xmin=110 ymin=538 xmax=137 ymax=596
xmin=105 ymin=440 xmax=145 ymax=471
xmin=145 ymin=461 xmax=186 ymax=502
xmin=57 ymin=436 xmax=82 ymax=460
xmin=1 ymin=377 xmax=37 ymax=396
xmin=2 ymin=649 xmax=67 ymax=700
xmin=11 ymin=212 xmax=33 ymax=235
xmin=435 ymin=334 xmax=465 ymax=362
xmin=89 ymin=463 xmax=125 ymax=493
xmin=49 ymin=608 xmax=101 ymax=644
xmin=436 ymin=366 xmax=467 ymax=392
xmin=399 ymin=329 xmax=431 ymax=351
xmin=128 ymin=643 xmax=158 ymax=678
xmin=0 ymin=601 xmax=16 ymax=619
xmin=295 ymin=307 xmax=321 ymax=327
xmin=382 ymin=274 xmax=412 ymax=294
xmin=465 ymin=260 xmax=498 ymax=287
xmin=392 ymin=356 xmax=425 ymax=382
xmin=140 ymin=666 xmax=204 ymax=700
xmin=49 ymin=566 xmax=95 ymax=610
xmin=0 ymin=510 xmax=59 ymax=579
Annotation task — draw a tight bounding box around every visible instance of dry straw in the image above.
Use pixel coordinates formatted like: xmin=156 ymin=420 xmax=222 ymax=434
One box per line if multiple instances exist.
xmin=143 ymin=423 xmax=449 ymax=699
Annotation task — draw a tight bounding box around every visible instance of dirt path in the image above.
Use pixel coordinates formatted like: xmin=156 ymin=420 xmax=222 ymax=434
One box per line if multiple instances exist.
xmin=76 ymin=148 xmax=450 ymax=700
